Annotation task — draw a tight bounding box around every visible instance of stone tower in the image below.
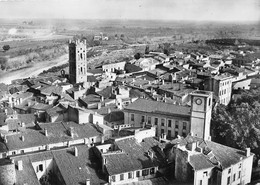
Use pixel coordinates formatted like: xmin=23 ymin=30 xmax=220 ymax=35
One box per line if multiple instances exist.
xmin=69 ymin=40 xmax=88 ymax=84
xmin=190 ymin=90 xmax=213 ymax=140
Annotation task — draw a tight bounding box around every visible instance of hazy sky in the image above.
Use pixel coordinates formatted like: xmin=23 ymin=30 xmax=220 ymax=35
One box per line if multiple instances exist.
xmin=0 ymin=0 xmax=259 ymax=22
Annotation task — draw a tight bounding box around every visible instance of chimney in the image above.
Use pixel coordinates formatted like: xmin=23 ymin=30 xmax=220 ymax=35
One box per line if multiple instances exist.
xmin=191 ymin=142 xmax=197 ymax=151
xmin=148 ymin=150 xmax=154 ymax=159
xmin=68 ymin=127 xmax=74 ymax=138
xmin=246 ymin=148 xmax=251 ymax=157
xmin=21 ymin=122 xmax=25 ymax=127
xmin=97 ymin=103 xmax=101 ymax=109
xmin=18 ymin=160 xmax=23 ymax=171
xmin=86 ymin=179 xmax=90 ymax=185
xmin=21 ymin=136 xmax=25 ymax=142
xmin=101 ymin=96 xmax=104 ymax=102
xmin=162 ymin=79 xmax=165 ymax=85
xmin=4 ymin=135 xmax=7 ymax=143
xmin=107 ymin=108 xmax=111 ymax=114
xmin=74 ymin=147 xmax=78 ymax=157
xmin=44 ymin=128 xmax=48 ymax=136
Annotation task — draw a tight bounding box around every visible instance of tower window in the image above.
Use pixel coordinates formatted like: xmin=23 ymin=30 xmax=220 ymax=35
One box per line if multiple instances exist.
xmin=81 ymin=67 xmax=83 ymax=74
xmin=80 ymin=53 xmax=83 ymax=59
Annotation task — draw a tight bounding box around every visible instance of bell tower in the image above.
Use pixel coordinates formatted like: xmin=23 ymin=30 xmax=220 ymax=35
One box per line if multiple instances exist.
xmin=69 ymin=39 xmax=88 ymax=84
xmin=190 ymin=90 xmax=213 ymax=140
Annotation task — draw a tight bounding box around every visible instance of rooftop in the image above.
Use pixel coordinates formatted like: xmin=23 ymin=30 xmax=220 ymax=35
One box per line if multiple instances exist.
xmin=124 ymin=99 xmax=190 ymax=117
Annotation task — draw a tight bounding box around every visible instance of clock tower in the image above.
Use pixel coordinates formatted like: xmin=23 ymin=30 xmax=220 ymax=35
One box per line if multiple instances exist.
xmin=190 ymin=90 xmax=213 ymax=140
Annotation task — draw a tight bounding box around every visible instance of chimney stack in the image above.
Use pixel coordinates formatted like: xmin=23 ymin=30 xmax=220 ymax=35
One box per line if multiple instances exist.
xmin=74 ymin=147 xmax=78 ymax=157
xmin=44 ymin=128 xmax=48 ymax=136
xmin=18 ymin=160 xmax=23 ymax=171
xmin=191 ymin=142 xmax=197 ymax=151
xmin=97 ymin=103 xmax=101 ymax=109
xmin=86 ymin=179 xmax=90 ymax=185
xmin=21 ymin=136 xmax=25 ymax=142
xmin=246 ymin=148 xmax=251 ymax=157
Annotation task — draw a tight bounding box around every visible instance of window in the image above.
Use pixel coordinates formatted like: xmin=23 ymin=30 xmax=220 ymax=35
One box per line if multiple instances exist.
xmin=142 ymin=169 xmax=149 ymax=176
xmin=141 ymin=116 xmax=145 ymax=122
xmin=227 ymin=176 xmax=230 ymax=185
xmin=150 ymin=168 xmax=155 ymax=174
xmin=183 ymin=122 xmax=187 ymax=130
xmin=161 ymin=119 xmax=165 ymax=126
xmin=228 ymin=168 xmax=231 ymax=174
xmin=175 ymin=122 xmax=179 ymax=129
xmin=238 ymin=171 xmax=241 ymax=179
xmin=21 ymin=150 xmax=24 ymax=154
xmin=39 ymin=164 xmax=43 ymax=172
xmin=12 ymin=151 xmax=16 ymax=155
xmin=200 ymin=180 xmax=202 ymax=185
xmin=161 ymin=129 xmax=164 ymax=134
xmin=131 ymin=114 xmax=134 ymax=121
xmin=154 ymin=118 xmax=158 ymax=125
xmin=239 ymin=163 xmax=241 ymax=168
xmin=168 ymin=130 xmax=171 ymax=137
xmin=209 ymin=98 xmax=211 ymax=106
xmin=136 ymin=171 xmax=140 ymax=177
xmin=203 ymin=171 xmax=208 ymax=177
xmin=120 ymin=174 xmax=124 ymax=181
xmin=128 ymin=172 xmax=132 ymax=179
xmin=168 ymin=120 xmax=172 ymax=127
xmin=233 ymin=174 xmax=236 ymax=182
xmin=111 ymin=176 xmax=116 ymax=182
xmin=175 ymin=131 xmax=178 ymax=137
xmin=148 ymin=117 xmax=151 ymax=125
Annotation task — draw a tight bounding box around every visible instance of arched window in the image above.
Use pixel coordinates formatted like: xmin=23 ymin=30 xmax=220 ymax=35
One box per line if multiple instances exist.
xmin=81 ymin=67 xmax=83 ymax=74
xmin=80 ymin=53 xmax=83 ymax=60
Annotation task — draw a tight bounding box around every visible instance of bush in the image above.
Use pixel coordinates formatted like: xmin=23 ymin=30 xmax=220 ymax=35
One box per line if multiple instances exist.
xmin=0 ymin=57 xmax=7 ymax=70
xmin=2 ymin=45 xmax=10 ymax=52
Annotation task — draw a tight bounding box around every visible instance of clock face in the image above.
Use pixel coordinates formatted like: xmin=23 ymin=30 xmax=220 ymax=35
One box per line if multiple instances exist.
xmin=195 ymin=98 xmax=202 ymax=105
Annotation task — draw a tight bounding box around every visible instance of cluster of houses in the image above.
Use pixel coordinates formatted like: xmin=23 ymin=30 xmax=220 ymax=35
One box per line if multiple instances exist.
xmin=0 ymin=39 xmax=258 ymax=185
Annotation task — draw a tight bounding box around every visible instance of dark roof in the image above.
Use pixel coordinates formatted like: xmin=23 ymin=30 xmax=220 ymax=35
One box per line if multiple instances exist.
xmin=175 ymin=135 xmax=253 ymax=170
xmin=6 ymin=114 xmax=35 ymax=130
xmin=125 ymin=99 xmax=190 ymax=117
xmin=40 ymin=85 xmax=63 ymax=96
xmin=0 ymin=113 xmax=7 ymax=126
xmin=45 ymin=104 xmax=66 ymax=117
xmin=104 ymin=137 xmax=166 ymax=175
xmin=125 ymin=63 xmax=142 ymax=73
xmin=11 ymin=146 xmax=105 ymax=185
xmin=2 ymin=122 xmax=101 ymax=151
xmin=53 ymin=146 xmax=105 ymax=185
xmin=87 ymin=75 xmax=98 ymax=82
xmin=96 ymin=86 xmax=113 ymax=99
xmin=189 ymin=154 xmax=215 ymax=170
xmin=104 ymin=111 xmax=124 ymax=122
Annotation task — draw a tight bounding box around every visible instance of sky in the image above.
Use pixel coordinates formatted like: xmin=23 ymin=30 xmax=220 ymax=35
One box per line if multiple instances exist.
xmin=0 ymin=0 xmax=259 ymax=22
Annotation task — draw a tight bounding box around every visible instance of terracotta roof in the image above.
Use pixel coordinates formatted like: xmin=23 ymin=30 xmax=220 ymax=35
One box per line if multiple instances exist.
xmin=124 ymin=99 xmax=190 ymax=117
xmin=104 ymin=111 xmax=124 ymax=122
xmin=40 ymin=85 xmax=63 ymax=96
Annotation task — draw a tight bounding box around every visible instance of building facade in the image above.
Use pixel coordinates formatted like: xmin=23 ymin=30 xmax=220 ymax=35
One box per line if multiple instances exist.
xmin=124 ymin=90 xmax=213 ymax=140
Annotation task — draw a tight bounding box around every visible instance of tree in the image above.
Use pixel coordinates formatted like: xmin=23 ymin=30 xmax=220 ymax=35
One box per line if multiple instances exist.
xmin=134 ymin=53 xmax=141 ymax=60
xmin=2 ymin=45 xmax=10 ymax=52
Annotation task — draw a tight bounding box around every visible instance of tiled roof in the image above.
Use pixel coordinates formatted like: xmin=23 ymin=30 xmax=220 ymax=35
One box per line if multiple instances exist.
xmin=87 ymin=75 xmax=98 ymax=82
xmin=104 ymin=137 xmax=166 ymax=175
xmin=6 ymin=114 xmax=35 ymax=130
xmin=45 ymin=104 xmax=66 ymax=117
xmin=11 ymin=145 xmax=105 ymax=185
xmin=104 ymin=111 xmax=124 ymax=122
xmin=96 ymin=86 xmax=113 ymax=99
xmin=176 ymin=135 xmax=252 ymax=170
xmin=3 ymin=122 xmax=101 ymax=151
xmin=31 ymin=103 xmax=52 ymax=110
xmin=124 ymin=99 xmax=190 ymax=117
xmin=189 ymin=153 xmax=215 ymax=170
xmin=125 ymin=63 xmax=142 ymax=73
xmin=40 ymin=85 xmax=63 ymax=96
xmin=53 ymin=146 xmax=104 ymax=185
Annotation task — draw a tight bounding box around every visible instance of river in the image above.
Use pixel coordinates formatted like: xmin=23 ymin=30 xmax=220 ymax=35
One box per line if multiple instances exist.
xmin=0 ymin=54 xmax=68 ymax=84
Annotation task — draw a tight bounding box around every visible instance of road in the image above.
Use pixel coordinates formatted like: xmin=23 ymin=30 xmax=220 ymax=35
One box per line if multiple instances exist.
xmin=0 ymin=54 xmax=68 ymax=84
